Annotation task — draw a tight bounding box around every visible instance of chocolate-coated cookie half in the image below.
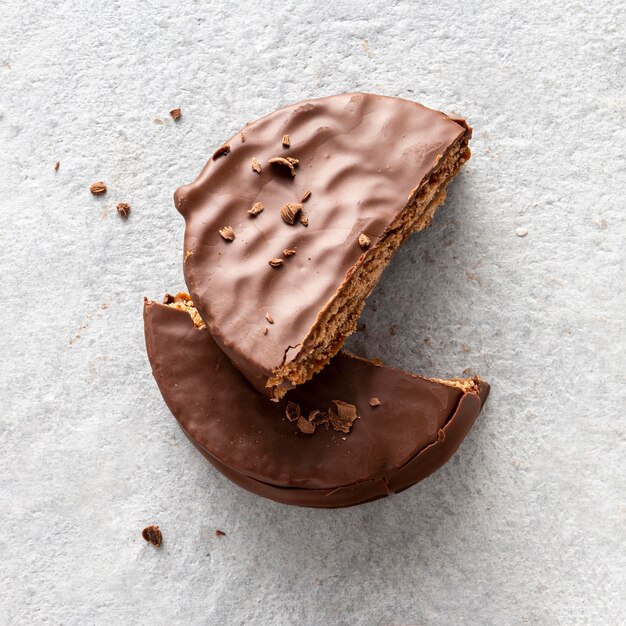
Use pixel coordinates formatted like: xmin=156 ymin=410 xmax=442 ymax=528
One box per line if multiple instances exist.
xmin=144 ymin=298 xmax=488 ymax=508
xmin=175 ymin=93 xmax=472 ymax=399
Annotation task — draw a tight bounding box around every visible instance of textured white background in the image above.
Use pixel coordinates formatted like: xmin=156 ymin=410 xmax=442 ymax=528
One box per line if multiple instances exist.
xmin=1 ymin=1 xmax=624 ymax=624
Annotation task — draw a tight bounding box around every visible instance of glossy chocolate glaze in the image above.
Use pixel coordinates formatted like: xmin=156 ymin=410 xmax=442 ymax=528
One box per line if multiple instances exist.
xmin=175 ymin=93 xmax=470 ymax=395
xmin=144 ymin=300 xmax=489 ymax=507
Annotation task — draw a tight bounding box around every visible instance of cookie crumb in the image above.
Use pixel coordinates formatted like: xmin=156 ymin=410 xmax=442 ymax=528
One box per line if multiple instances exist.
xmin=308 ymin=410 xmax=329 ymax=426
xmin=329 ymin=400 xmax=359 ymax=433
xmin=215 ymin=529 xmax=226 ymax=537
xmin=248 ymin=201 xmax=264 ymax=216
xmin=269 ymin=257 xmax=284 ymax=268
xmin=169 ymin=108 xmax=181 ymax=121
xmin=358 ymin=233 xmax=371 ymax=248
xmin=251 ymin=157 xmax=262 ymax=174
xmin=90 ymin=181 xmax=107 ymax=195
xmin=142 ymin=525 xmax=162 ymax=547
xmin=219 ymin=226 xmax=235 ymax=241
xmin=283 ymin=248 xmax=296 ymax=257
xmin=301 ymin=190 xmax=311 ymax=203
xmin=286 ymin=157 xmax=299 ymax=166
xmin=299 ymin=215 xmax=309 ymax=227
xmin=265 ymin=313 xmax=274 ymax=324
xmin=263 ymin=326 xmax=269 ymax=335
xmin=268 ymin=156 xmax=296 ymax=177
xmin=54 ymin=161 xmax=60 ymax=171
xmin=213 ymin=144 xmax=231 ymax=160
xmin=282 ymin=134 xmax=290 ymax=147
xmin=297 ymin=416 xmax=316 ymax=434
xmin=116 ymin=202 xmax=131 ymax=218
xmin=285 ymin=401 xmax=301 ymax=422
xmin=240 ymin=131 xmax=246 ymax=143
xmin=281 ymin=203 xmax=302 ymax=225
xmin=515 ymin=227 xmax=528 ymax=237
xmin=369 ymin=397 xmax=381 ymax=407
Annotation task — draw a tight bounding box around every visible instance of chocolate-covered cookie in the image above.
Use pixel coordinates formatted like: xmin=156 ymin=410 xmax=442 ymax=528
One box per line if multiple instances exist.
xmin=144 ymin=298 xmax=488 ymax=508
xmin=175 ymin=93 xmax=471 ymax=399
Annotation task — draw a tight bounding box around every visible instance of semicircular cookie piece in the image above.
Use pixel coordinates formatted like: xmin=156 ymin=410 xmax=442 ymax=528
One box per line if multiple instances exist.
xmin=144 ymin=299 xmax=488 ymax=508
xmin=175 ymin=93 xmax=472 ymax=399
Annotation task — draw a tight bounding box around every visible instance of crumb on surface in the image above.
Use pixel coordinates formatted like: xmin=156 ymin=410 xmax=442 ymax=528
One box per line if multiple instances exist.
xmin=142 ymin=525 xmax=162 ymax=547
xmin=90 ymin=181 xmax=107 ymax=195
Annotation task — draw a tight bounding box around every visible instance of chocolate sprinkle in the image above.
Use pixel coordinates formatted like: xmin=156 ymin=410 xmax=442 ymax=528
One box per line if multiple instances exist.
xmin=54 ymin=161 xmax=60 ymax=171
xmin=170 ymin=108 xmax=181 ymax=121
xmin=215 ymin=529 xmax=226 ymax=537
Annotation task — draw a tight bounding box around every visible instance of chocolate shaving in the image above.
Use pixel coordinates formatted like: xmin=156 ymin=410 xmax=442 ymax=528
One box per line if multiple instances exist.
xmin=281 ymin=203 xmax=302 ymax=225
xmin=282 ymin=134 xmax=290 ymax=147
xmin=215 ymin=529 xmax=226 ymax=537
xmin=142 ymin=525 xmax=162 ymax=547
xmin=283 ymin=248 xmax=296 ymax=257
xmin=268 ymin=157 xmax=296 ymax=177
xmin=285 ymin=401 xmax=301 ymax=422
xmin=297 ymin=416 xmax=316 ymax=434
xmin=329 ymin=400 xmax=359 ymax=433
xmin=54 ymin=161 xmax=60 ymax=171
xmin=301 ymin=190 xmax=311 ymax=203
xmin=212 ymin=144 xmax=231 ymax=160
xmin=248 ymin=201 xmax=264 ymax=216
xmin=265 ymin=313 xmax=274 ymax=324
xmin=369 ymin=397 xmax=381 ymax=407
xmin=251 ymin=157 xmax=262 ymax=173
xmin=116 ymin=202 xmax=131 ymax=219
xmin=299 ymin=215 xmax=309 ymax=227
xmin=169 ymin=108 xmax=181 ymax=121
xmin=219 ymin=226 xmax=235 ymax=241
xmin=90 ymin=181 xmax=107 ymax=195
xmin=358 ymin=233 xmax=371 ymax=248
xmin=268 ymin=257 xmax=284 ymax=267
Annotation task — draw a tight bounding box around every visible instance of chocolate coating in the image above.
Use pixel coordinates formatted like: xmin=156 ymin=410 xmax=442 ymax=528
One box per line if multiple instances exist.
xmin=144 ymin=300 xmax=489 ymax=508
xmin=175 ymin=93 xmax=470 ymax=394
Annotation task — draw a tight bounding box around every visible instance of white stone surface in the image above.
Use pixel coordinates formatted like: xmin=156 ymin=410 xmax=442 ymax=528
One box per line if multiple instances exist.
xmin=1 ymin=1 xmax=624 ymax=624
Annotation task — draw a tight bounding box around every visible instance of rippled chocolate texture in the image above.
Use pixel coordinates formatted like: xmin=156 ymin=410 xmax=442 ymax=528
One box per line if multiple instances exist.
xmin=144 ymin=300 xmax=489 ymax=508
xmin=175 ymin=93 xmax=471 ymax=398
